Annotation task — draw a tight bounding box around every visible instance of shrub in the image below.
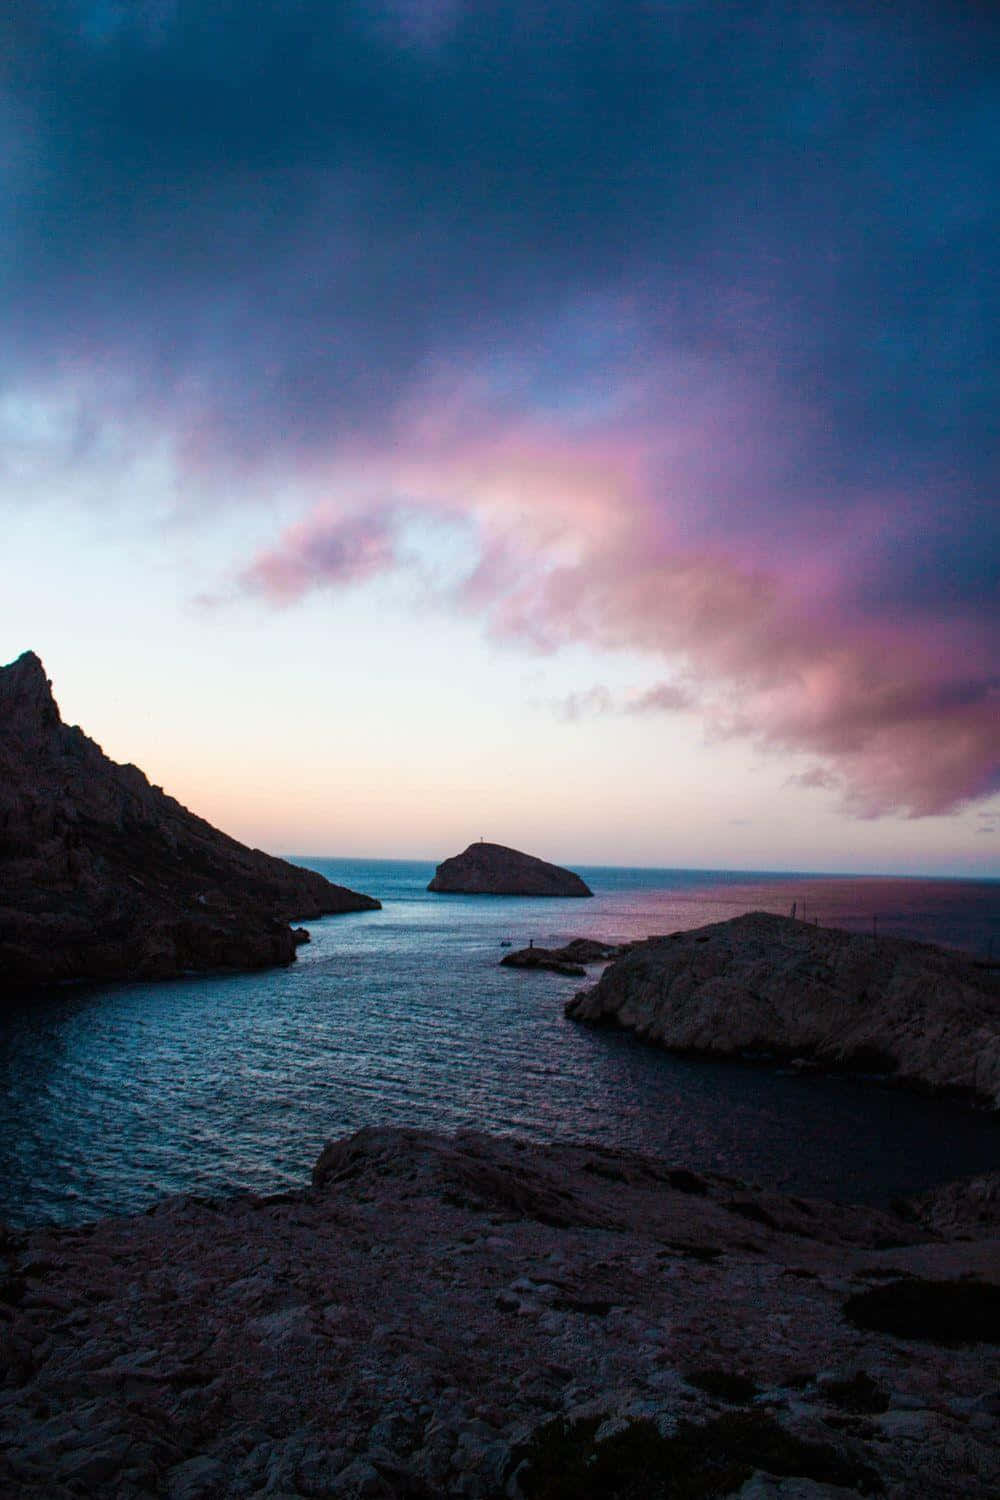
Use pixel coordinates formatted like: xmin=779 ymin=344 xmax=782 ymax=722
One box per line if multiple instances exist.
xmin=514 ymin=1408 xmax=881 ymax=1499
xmin=844 ymin=1278 xmax=1000 ymax=1344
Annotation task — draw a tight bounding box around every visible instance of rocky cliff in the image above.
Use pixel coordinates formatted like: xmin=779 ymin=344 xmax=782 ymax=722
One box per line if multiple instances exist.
xmin=0 ymin=651 xmax=380 ymax=990
xmin=566 ymin=912 xmax=1000 ymax=1107
xmin=428 ymin=841 xmax=592 ymax=896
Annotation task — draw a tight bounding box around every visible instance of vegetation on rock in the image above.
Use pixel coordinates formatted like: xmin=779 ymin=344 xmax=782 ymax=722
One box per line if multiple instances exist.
xmin=844 ymin=1277 xmax=1000 ymax=1344
xmin=514 ymin=1409 xmax=882 ymax=1499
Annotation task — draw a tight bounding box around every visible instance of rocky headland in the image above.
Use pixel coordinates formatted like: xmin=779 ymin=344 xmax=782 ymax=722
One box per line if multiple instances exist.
xmin=1 ymin=1127 xmax=997 ymax=1498
xmin=428 ymin=842 xmax=592 ymax=897
xmin=0 ymin=652 xmax=380 ymax=991
xmin=566 ymin=912 xmax=1000 ymax=1108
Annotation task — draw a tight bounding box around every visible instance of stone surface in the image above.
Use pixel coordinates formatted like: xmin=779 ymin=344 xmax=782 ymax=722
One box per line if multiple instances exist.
xmin=911 ymin=1172 xmax=1000 ymax=1237
xmin=0 ymin=651 xmax=380 ymax=991
xmin=566 ymin=912 xmax=1000 ymax=1107
xmin=0 ymin=1128 xmax=996 ymax=1497
xmin=428 ymin=842 xmax=592 ymax=897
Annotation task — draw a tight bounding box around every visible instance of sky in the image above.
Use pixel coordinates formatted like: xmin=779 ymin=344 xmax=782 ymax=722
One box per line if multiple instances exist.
xmin=2 ymin=1 xmax=998 ymax=875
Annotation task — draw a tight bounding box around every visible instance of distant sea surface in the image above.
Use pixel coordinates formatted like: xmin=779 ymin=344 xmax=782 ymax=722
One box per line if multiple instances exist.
xmin=2 ymin=862 xmax=997 ymax=1226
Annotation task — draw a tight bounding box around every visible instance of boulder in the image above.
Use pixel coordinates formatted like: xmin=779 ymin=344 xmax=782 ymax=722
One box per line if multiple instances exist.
xmin=501 ymin=938 xmax=625 ymax=975
xmin=500 ymin=948 xmax=587 ymax=976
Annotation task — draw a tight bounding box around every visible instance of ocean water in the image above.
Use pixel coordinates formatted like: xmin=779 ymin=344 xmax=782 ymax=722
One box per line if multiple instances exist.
xmin=1 ymin=861 xmax=997 ymax=1226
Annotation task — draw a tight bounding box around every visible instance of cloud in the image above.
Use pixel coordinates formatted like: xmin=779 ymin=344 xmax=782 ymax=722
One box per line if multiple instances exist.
xmin=555 ymin=686 xmax=614 ymax=723
xmin=240 ymin=507 xmax=402 ymax=604
xmin=224 ymin=366 xmax=997 ymax=816
xmin=786 ymin=767 xmax=842 ymax=792
xmin=2 ymin=2 xmax=998 ymax=817
xmin=626 ymin=682 xmax=698 ymax=715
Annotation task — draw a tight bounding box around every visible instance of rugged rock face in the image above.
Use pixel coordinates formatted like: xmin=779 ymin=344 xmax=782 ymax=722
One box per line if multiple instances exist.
xmin=566 ymin=912 xmax=1000 ymax=1107
xmin=1 ymin=1128 xmax=996 ymax=1498
xmin=0 ymin=651 xmax=380 ymax=990
xmin=429 ymin=841 xmax=592 ymax=896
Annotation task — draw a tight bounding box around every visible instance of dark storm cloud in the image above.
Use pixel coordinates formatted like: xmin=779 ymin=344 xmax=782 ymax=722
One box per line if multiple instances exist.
xmin=9 ymin=3 xmax=997 ymax=466
xmin=4 ymin=1 xmax=999 ymax=812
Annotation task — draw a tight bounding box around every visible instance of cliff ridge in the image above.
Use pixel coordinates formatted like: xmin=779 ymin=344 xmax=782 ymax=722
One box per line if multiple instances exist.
xmin=0 ymin=652 xmax=380 ymax=990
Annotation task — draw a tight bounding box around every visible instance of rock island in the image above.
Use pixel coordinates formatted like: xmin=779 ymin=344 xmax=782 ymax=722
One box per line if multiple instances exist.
xmin=428 ymin=841 xmax=592 ymax=897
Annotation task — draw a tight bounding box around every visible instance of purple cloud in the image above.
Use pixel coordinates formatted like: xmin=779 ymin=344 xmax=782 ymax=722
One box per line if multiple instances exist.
xmin=627 ymin=682 xmax=698 ymax=715
xmin=786 ymin=767 xmax=842 ymax=792
xmin=226 ymin=374 xmax=998 ymax=816
xmin=2 ymin=3 xmax=997 ymax=819
xmin=240 ymin=509 xmax=401 ymax=604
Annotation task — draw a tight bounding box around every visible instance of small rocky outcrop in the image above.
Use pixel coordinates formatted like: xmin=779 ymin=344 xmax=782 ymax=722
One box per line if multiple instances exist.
xmin=566 ymin=912 xmax=1000 ymax=1107
xmin=0 ymin=651 xmax=380 ymax=991
xmin=429 ymin=841 xmax=592 ymax=896
xmin=501 ymin=938 xmax=626 ymax=975
xmin=1 ymin=1128 xmax=997 ymax=1498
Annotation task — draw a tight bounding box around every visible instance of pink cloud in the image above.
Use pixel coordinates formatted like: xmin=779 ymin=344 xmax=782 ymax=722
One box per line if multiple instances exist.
xmin=555 ymin=686 xmax=614 ymax=722
xmin=240 ymin=507 xmax=401 ymax=604
xmin=786 ymin=766 xmax=841 ymax=792
xmin=627 ymin=682 xmax=697 ymax=714
xmin=232 ymin=365 xmax=998 ymax=819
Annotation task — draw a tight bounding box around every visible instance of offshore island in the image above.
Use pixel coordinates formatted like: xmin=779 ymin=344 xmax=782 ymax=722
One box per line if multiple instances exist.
xmin=429 ymin=841 xmax=593 ymax=897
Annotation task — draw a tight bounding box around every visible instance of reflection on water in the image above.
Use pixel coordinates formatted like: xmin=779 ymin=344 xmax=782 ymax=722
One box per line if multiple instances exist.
xmin=1 ymin=862 xmax=997 ymax=1225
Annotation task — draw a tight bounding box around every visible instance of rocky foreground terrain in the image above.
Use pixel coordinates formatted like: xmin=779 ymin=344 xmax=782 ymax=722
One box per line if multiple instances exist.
xmin=0 ymin=1128 xmax=997 ymax=1499
xmin=566 ymin=913 xmax=1000 ymax=1109
xmin=428 ymin=843 xmax=592 ymax=898
xmin=0 ymin=652 xmax=379 ymax=991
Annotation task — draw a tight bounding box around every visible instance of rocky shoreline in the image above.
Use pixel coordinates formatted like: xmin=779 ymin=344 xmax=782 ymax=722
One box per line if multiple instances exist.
xmin=0 ymin=653 xmax=380 ymax=992
xmin=0 ymin=1128 xmax=997 ymax=1498
xmin=566 ymin=913 xmax=1000 ymax=1109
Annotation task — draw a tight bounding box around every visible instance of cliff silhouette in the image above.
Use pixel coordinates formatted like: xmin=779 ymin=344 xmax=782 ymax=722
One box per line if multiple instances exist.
xmin=0 ymin=652 xmax=379 ymax=990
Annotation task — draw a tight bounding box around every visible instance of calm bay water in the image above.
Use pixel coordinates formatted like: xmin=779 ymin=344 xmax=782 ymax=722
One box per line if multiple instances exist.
xmin=1 ymin=861 xmax=997 ymax=1226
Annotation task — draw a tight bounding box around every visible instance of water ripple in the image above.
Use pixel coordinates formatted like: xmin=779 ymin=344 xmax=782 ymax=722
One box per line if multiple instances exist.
xmin=1 ymin=862 xmax=997 ymax=1224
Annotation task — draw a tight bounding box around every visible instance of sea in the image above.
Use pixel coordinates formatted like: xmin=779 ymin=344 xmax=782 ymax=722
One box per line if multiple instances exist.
xmin=1 ymin=861 xmax=997 ymax=1227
